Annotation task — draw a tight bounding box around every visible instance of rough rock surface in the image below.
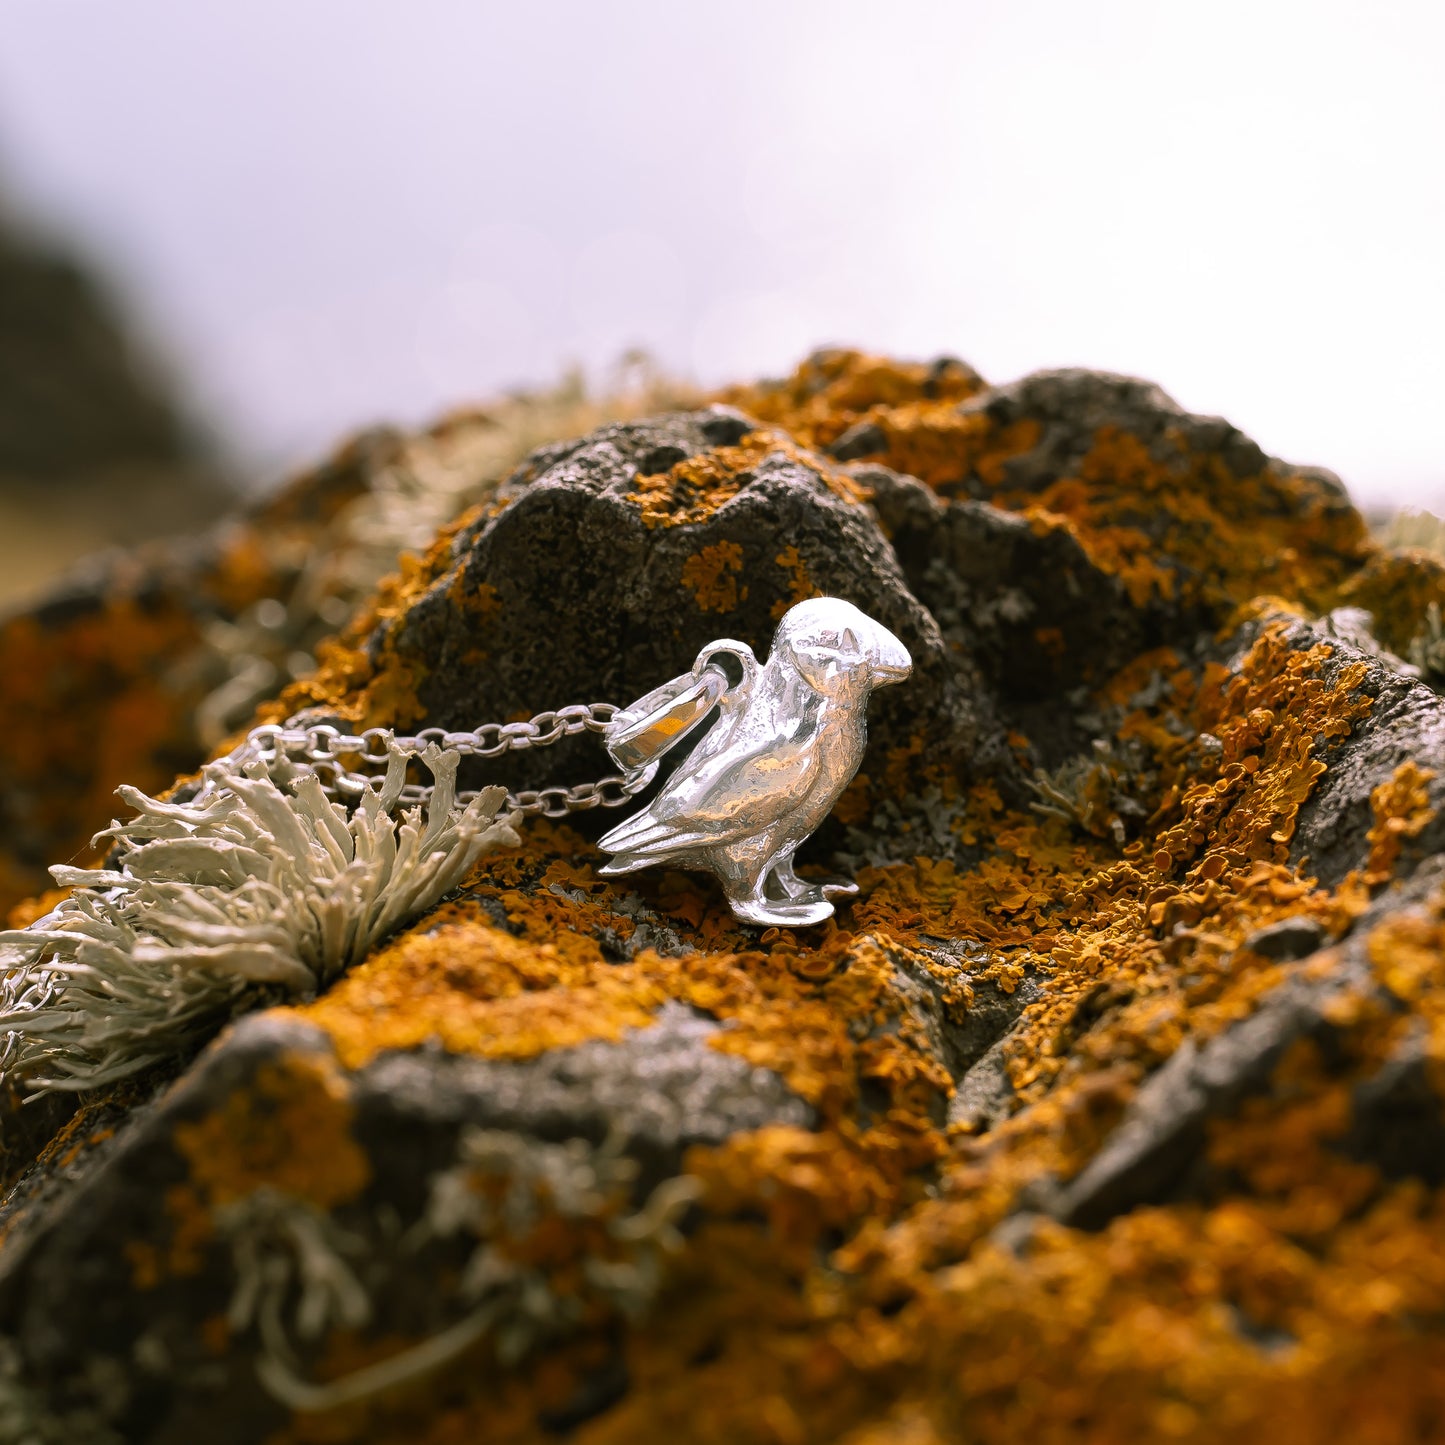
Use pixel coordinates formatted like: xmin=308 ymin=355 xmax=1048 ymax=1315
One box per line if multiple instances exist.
xmin=6 ymin=351 xmax=1445 ymax=1443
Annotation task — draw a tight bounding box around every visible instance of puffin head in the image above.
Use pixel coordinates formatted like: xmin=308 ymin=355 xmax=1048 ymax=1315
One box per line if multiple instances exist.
xmin=771 ymin=598 xmax=913 ymax=700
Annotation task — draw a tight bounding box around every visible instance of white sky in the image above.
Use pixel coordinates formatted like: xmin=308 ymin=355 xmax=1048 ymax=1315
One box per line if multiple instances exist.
xmin=0 ymin=0 xmax=1441 ymax=508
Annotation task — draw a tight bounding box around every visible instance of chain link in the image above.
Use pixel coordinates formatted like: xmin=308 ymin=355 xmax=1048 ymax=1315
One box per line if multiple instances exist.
xmin=230 ymin=702 xmax=647 ymax=817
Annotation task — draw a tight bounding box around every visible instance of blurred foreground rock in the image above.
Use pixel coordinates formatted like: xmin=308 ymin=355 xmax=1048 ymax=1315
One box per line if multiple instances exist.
xmin=6 ymin=353 xmax=1445 ymax=1442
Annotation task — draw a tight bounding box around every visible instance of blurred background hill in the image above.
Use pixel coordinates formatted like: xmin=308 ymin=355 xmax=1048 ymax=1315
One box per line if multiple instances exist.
xmin=0 ymin=204 xmax=234 ymax=604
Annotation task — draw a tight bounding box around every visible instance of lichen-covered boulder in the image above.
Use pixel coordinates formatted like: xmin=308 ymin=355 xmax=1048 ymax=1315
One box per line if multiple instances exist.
xmin=5 ymin=352 xmax=1445 ymax=1443
xmin=0 ymin=378 xmax=694 ymax=919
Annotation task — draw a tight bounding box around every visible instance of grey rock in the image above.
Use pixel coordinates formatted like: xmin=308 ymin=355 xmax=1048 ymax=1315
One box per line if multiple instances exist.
xmin=911 ymin=939 xmax=1042 ymax=1082
xmin=958 ymin=370 xmax=1270 ymax=495
xmin=829 ymin=420 xmax=887 ymax=461
xmin=354 ymin=1001 xmax=815 ymax=1192
xmin=8 ymin=370 xmax=1445 ymax=1439
xmin=1243 ymin=915 xmax=1329 ymax=962
xmin=947 ymin=1032 xmax=1021 ymax=1134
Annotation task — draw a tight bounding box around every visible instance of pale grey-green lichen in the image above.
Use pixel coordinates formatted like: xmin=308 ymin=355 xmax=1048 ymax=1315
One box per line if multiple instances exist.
xmin=230 ymin=1127 xmax=698 ymax=1414
xmin=1406 ymin=601 xmax=1445 ymax=687
xmin=1323 ymin=605 xmax=1420 ymax=676
xmin=220 ymin=1188 xmax=373 ymax=1364
xmin=0 ymin=1338 xmax=125 ymax=1445
xmin=0 ymin=744 xmax=517 ymax=1094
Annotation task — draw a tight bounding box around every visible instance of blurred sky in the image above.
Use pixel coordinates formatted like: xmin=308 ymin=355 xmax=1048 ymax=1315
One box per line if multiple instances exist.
xmin=0 ymin=0 xmax=1441 ymax=507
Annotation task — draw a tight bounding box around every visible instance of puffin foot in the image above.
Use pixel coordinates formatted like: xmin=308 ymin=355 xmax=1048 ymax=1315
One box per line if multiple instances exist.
xmin=729 ymin=896 xmax=836 ymax=928
xmin=780 ymin=880 xmax=857 ymax=907
xmin=773 ymin=868 xmax=859 ymax=903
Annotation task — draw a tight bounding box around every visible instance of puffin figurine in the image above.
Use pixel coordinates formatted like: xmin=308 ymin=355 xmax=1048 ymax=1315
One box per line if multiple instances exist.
xmin=597 ymin=597 xmax=912 ymax=926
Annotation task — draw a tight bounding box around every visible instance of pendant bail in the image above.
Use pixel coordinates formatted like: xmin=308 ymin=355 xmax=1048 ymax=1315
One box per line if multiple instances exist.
xmin=604 ymin=662 xmax=731 ymax=776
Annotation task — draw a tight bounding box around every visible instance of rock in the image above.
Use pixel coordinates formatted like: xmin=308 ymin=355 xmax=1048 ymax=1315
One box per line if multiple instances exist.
xmin=827 ymin=420 xmax=887 ymax=461
xmin=1280 ymin=622 xmax=1445 ymax=884
xmin=0 ymin=1004 xmax=814 ymax=1440
xmin=1047 ymin=859 xmax=1445 ymax=1229
xmin=370 ymin=405 xmax=994 ymax=798
xmin=1242 ymin=914 xmax=1329 ymax=962
xmin=7 ymin=350 xmax=1445 ymax=1442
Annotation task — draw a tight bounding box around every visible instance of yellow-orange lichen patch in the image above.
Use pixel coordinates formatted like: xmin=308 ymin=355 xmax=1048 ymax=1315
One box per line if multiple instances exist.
xmin=590 ymin=953 xmax=1445 ymax=1445
xmin=1361 ymin=761 xmax=1437 ymax=886
xmin=4 ymin=885 xmax=70 ymax=930
xmin=628 ymin=428 xmax=868 ymax=531
xmin=172 ymin=1049 xmax=369 ymax=1211
xmin=772 ymin=544 xmax=820 ymax=620
xmin=720 ymin=349 xmax=988 ymax=462
xmin=291 ymin=901 xmax=946 ymax=1146
xmin=290 ymin=901 xmax=663 ymax=1070
xmin=682 ymin=541 xmax=747 ymax=613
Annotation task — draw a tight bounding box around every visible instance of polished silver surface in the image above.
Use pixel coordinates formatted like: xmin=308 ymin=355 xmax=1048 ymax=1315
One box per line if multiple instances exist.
xmin=597 ymin=598 xmax=912 ymax=927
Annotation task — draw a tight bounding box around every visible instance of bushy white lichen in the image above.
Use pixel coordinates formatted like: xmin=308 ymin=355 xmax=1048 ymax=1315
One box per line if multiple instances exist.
xmin=422 ymin=1127 xmax=699 ymax=1357
xmin=0 ymin=744 xmax=517 ymax=1094
xmin=1029 ymin=739 xmax=1150 ymax=847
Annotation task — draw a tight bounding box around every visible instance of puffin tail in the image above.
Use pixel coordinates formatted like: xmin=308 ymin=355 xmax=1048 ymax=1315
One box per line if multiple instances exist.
xmin=595 ymin=849 xmax=654 ymax=877
xmin=597 ymin=807 xmax=700 ymax=874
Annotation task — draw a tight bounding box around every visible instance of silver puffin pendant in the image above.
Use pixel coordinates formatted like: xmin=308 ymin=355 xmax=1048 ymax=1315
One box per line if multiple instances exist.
xmin=597 ymin=598 xmax=911 ymax=927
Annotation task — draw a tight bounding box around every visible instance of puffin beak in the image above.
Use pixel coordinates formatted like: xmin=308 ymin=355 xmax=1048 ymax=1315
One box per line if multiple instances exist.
xmin=870 ymin=631 xmax=913 ymax=686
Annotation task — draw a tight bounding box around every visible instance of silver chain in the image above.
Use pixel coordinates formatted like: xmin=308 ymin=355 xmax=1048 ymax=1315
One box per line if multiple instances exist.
xmin=231 ymin=702 xmax=651 ymax=818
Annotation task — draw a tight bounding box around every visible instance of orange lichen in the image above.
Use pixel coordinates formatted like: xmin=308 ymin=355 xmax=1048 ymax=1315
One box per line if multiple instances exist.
xmin=772 ymin=545 xmax=820 ymax=619
xmin=172 ymin=1049 xmax=369 ymax=1211
xmin=729 ymin=353 xmax=1371 ymax=622
xmin=627 ymin=429 xmax=869 ymax=532
xmin=290 ymin=893 xmax=947 ymax=1157
xmin=1361 ymin=761 xmax=1437 ymax=886
xmin=719 ymin=349 xmax=988 ymax=462
xmin=682 ymin=542 xmax=748 ymax=614
xmin=4 ymin=885 xmax=70 ymax=929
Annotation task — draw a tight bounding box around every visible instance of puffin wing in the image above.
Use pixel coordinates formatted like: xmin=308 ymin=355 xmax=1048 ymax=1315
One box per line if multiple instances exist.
xmin=598 ymin=738 xmax=816 ymax=861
